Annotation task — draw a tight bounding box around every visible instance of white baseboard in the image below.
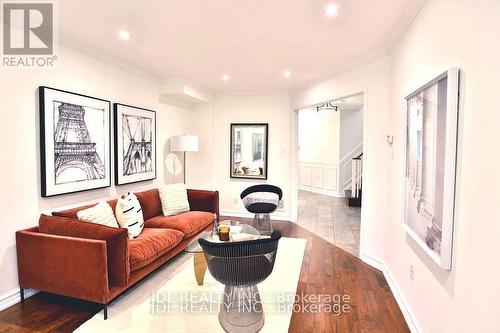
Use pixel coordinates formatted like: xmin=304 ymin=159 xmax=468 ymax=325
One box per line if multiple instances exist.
xmin=298 ymin=186 xmax=345 ymax=198
xmin=360 ymin=252 xmax=420 ymax=333
xmin=0 ymin=288 xmax=37 ymax=311
xmin=220 ymin=210 xmax=291 ymax=222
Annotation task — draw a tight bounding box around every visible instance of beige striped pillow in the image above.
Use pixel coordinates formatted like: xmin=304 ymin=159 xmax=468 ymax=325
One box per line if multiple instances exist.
xmin=77 ymin=202 xmax=119 ymax=228
xmin=159 ymin=183 xmax=190 ymax=216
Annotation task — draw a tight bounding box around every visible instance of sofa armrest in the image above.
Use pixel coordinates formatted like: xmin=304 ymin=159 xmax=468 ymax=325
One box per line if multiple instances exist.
xmin=187 ymin=189 xmax=220 ymax=222
xmin=16 ymin=229 xmax=110 ymax=303
xmin=38 ymin=214 xmax=130 ymax=287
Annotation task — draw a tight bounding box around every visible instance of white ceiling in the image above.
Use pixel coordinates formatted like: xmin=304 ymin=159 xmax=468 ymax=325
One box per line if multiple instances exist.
xmin=57 ymin=0 xmax=425 ymax=92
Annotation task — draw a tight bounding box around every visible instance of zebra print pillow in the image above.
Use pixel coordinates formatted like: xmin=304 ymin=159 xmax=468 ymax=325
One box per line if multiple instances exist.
xmin=116 ymin=192 xmax=144 ymax=239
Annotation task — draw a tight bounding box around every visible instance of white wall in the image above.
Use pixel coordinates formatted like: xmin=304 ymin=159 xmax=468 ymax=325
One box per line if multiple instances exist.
xmin=297 ymin=104 xmax=363 ymax=196
xmin=385 ymin=0 xmax=500 ymax=332
xmin=339 ymin=107 xmax=363 ymax=158
xmin=0 ymin=45 xmax=192 ymax=299
xmin=209 ymin=93 xmax=292 ymax=218
xmin=3 ymin=1 xmax=498 ymax=330
xmin=186 ymin=103 xmax=216 ymax=190
xmin=292 ymin=56 xmax=391 ymax=262
xmin=293 ymin=1 xmax=500 ymax=332
xmin=298 ymin=107 xmax=340 ymax=163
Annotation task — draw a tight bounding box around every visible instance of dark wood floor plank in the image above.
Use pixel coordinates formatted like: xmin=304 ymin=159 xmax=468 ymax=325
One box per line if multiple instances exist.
xmin=0 ymin=220 xmax=409 ymax=333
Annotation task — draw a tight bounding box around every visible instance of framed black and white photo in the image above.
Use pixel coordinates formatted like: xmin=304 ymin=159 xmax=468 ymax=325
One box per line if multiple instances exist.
xmin=114 ymin=103 xmax=156 ymax=185
xmin=230 ymin=123 xmax=268 ymax=179
xmin=404 ymin=68 xmax=460 ymax=270
xmin=39 ymin=86 xmax=111 ymax=197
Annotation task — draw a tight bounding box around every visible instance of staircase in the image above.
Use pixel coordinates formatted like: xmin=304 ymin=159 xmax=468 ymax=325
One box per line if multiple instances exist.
xmin=345 ymin=153 xmax=362 ymax=207
xmin=345 ymin=189 xmax=362 ymax=207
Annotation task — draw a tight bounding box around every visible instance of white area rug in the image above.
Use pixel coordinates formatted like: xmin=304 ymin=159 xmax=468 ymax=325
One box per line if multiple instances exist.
xmin=76 ymin=237 xmax=307 ymax=333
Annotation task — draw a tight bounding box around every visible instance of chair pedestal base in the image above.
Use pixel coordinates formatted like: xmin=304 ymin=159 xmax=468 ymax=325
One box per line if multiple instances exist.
xmin=253 ymin=213 xmax=273 ymax=236
xmin=219 ymin=285 xmax=264 ymax=333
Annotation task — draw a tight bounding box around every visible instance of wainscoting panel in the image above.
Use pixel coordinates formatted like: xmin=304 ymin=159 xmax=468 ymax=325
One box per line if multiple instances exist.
xmin=324 ymin=167 xmax=338 ymax=190
xmin=298 ymin=161 xmax=342 ymax=197
xmin=311 ymin=167 xmax=324 ymax=188
xmin=299 ymin=165 xmax=312 ymax=187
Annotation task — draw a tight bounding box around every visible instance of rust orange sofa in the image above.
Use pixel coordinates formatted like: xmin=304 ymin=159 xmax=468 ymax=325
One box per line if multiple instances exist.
xmin=16 ymin=188 xmax=219 ymax=318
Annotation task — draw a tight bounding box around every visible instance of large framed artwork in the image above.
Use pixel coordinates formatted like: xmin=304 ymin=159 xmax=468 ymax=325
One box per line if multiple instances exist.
xmin=114 ymin=103 xmax=156 ymax=185
xmin=39 ymin=86 xmax=111 ymax=197
xmin=404 ymin=68 xmax=460 ymax=270
xmin=230 ymin=123 xmax=268 ymax=179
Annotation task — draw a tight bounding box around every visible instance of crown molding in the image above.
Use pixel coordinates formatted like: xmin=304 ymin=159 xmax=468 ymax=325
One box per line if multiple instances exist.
xmin=55 ymin=0 xmax=427 ymax=97
xmin=289 ymin=50 xmax=389 ymax=94
xmin=383 ymin=0 xmax=428 ymax=53
xmin=161 ymin=77 xmax=214 ymax=96
xmin=290 ymin=0 xmax=427 ymax=94
xmin=58 ymin=36 xmax=162 ymax=84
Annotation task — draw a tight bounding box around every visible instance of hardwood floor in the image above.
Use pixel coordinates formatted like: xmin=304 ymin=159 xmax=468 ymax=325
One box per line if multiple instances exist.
xmin=273 ymin=221 xmax=409 ymax=333
xmin=0 ymin=220 xmax=409 ymax=333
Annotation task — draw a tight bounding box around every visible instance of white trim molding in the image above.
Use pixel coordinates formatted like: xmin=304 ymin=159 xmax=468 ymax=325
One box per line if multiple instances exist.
xmin=58 ymin=37 xmax=161 ymax=83
xmin=360 ymin=252 xmax=421 ymax=333
xmin=297 ymin=185 xmax=344 ymax=197
xmin=298 ymin=143 xmax=362 ymax=197
xmin=298 ymin=160 xmax=342 ymax=196
xmin=0 ymin=288 xmax=37 ymax=312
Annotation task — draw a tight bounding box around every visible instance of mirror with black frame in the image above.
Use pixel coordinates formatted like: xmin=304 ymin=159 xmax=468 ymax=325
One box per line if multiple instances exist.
xmin=230 ymin=123 xmax=268 ymax=179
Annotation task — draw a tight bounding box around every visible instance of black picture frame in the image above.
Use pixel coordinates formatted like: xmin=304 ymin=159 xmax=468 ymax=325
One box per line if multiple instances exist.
xmin=39 ymin=86 xmax=111 ymax=197
xmin=230 ymin=123 xmax=269 ymax=179
xmin=113 ymin=103 xmax=157 ymax=186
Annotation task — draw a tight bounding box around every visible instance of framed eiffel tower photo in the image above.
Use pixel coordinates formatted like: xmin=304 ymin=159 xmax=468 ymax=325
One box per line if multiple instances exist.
xmin=113 ymin=103 xmax=156 ymax=185
xmin=39 ymin=86 xmax=111 ymax=197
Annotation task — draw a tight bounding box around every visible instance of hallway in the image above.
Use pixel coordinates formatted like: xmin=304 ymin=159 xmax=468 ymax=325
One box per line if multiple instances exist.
xmin=297 ymin=190 xmax=361 ymax=257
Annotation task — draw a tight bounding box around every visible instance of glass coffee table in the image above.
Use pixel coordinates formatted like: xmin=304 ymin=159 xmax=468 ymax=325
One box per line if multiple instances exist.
xmin=185 ymin=220 xmax=261 ymax=285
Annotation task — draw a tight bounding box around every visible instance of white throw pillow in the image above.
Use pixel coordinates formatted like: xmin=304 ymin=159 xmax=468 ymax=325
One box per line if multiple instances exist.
xmin=77 ymin=202 xmax=119 ymax=228
xmin=115 ymin=192 xmax=145 ymax=239
xmin=159 ymin=183 xmax=190 ymax=216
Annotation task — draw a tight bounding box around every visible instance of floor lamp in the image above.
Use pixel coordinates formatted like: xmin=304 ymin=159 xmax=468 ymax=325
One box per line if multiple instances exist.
xmin=170 ymin=135 xmax=199 ymax=184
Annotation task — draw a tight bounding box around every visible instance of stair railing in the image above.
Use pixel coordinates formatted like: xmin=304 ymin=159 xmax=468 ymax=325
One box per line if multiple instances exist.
xmin=340 ymin=143 xmax=363 ymax=191
xmin=351 ymin=153 xmax=363 ymax=199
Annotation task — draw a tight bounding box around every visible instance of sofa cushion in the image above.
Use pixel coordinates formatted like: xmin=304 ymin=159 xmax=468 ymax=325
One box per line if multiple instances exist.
xmin=39 ymin=214 xmax=130 ymax=287
xmin=77 ymin=202 xmax=119 ymax=228
xmin=53 ymin=199 xmax=118 ymax=219
xmin=134 ymin=188 xmax=163 ymax=221
xmin=128 ymin=228 xmax=183 ymax=271
xmin=187 ymin=189 xmax=220 ymax=220
xmin=144 ymin=211 xmax=214 ymax=239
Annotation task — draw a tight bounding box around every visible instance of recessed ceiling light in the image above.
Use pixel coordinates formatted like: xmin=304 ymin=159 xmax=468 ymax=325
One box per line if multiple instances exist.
xmin=119 ymin=30 xmax=130 ymax=41
xmin=222 ymin=75 xmax=229 ymax=81
xmin=325 ymin=3 xmax=339 ymax=17
xmin=284 ymin=70 xmax=291 ymax=78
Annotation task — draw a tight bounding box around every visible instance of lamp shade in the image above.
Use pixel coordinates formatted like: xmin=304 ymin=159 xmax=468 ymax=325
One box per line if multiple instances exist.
xmin=170 ymin=135 xmax=199 ymax=152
